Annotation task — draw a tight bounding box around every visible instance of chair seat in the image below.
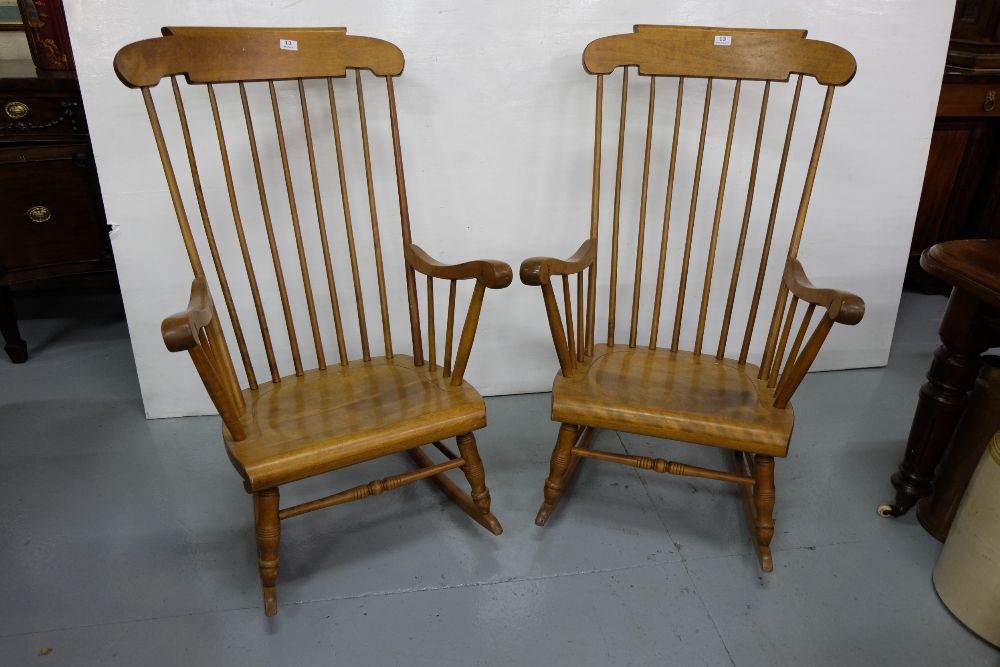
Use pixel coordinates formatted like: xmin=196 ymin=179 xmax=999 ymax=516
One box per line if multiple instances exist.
xmin=551 ymin=345 xmax=794 ymax=457
xmin=225 ymin=356 xmax=487 ymax=490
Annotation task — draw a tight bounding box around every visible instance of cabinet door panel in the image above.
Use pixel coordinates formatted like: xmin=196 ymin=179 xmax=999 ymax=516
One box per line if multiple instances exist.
xmin=0 ymin=144 xmax=111 ymax=283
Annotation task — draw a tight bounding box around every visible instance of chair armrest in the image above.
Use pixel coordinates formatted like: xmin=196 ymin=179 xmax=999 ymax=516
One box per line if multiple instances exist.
xmin=160 ymin=277 xmax=246 ymax=440
xmin=771 ymin=258 xmax=866 ymax=409
xmin=405 ymin=243 xmax=513 ymax=289
xmin=783 ymin=258 xmax=865 ymax=325
xmin=162 ymin=277 xmax=214 ymax=352
xmin=520 ymin=239 xmax=596 ymax=286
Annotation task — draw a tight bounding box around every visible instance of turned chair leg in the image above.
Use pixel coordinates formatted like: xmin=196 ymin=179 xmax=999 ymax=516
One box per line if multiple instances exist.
xmin=753 ymin=454 xmax=775 ymax=561
xmin=536 ymin=423 xmax=579 ymax=526
xmin=254 ymin=487 xmax=280 ymax=616
xmin=456 ymin=432 xmax=493 ymax=516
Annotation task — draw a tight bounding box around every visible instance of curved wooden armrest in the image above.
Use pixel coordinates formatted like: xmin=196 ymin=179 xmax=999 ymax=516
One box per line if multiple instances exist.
xmin=772 ymin=259 xmax=866 ymax=409
xmin=519 ymin=239 xmax=597 ymax=286
xmin=160 ymin=278 xmax=246 ymax=439
xmin=162 ymin=277 xmax=215 ymax=352
xmin=783 ymin=258 xmax=865 ymax=325
xmin=405 ymin=244 xmax=513 ymax=289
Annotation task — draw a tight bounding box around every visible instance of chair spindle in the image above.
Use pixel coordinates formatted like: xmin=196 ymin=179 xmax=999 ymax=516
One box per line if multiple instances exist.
xmin=427 ymin=276 xmax=436 ymax=371
xmin=773 ymin=314 xmax=834 ymax=409
xmin=271 ymin=81 xmax=326 ymax=370
xmin=170 ymin=78 xmax=256 ymax=390
xmin=542 ymin=282 xmax=573 ymax=376
xmin=607 ymin=66 xmax=629 ymax=347
xmin=585 ymin=75 xmax=604 ymax=357
xmin=443 ymin=279 xmax=456 ymax=377
xmin=240 ymin=82 xmax=303 ymax=377
xmin=767 ymin=295 xmax=798 ymax=387
xmin=206 ymin=316 xmax=244 ymax=409
xmin=386 ymin=75 xmax=424 ymax=366
xmin=718 ymin=81 xmax=769 ymax=361
xmin=743 ymin=75 xmax=802 ymax=367
xmin=694 ymin=80 xmax=741 ymax=355
xmin=577 ymin=271 xmax=584 ymax=362
xmin=327 ymin=78 xmax=371 ymax=362
xmin=207 ymin=84 xmax=278 ymax=384
xmin=649 ymin=77 xmax=684 ymax=351
xmin=450 ymin=282 xmax=487 ymax=386
xmin=788 ymin=86 xmax=837 ymax=260
xmin=629 ymin=75 xmax=656 ymax=348
xmin=300 ymin=79 xmax=348 ymax=366
xmin=356 ymin=69 xmax=394 ymax=358
xmin=562 ymin=274 xmax=577 ymax=369
xmin=671 ymin=78 xmax=713 ymax=352
xmin=779 ymin=302 xmax=815 ymax=385
xmin=139 ymin=87 xmax=204 ymax=278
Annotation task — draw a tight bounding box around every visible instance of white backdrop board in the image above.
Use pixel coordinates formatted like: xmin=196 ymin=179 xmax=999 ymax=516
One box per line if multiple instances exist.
xmin=64 ymin=0 xmax=952 ymax=419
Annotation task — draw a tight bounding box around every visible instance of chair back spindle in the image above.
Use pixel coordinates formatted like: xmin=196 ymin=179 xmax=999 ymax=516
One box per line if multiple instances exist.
xmin=544 ymin=26 xmax=855 ymax=406
xmin=114 ymin=27 xmax=432 ymax=388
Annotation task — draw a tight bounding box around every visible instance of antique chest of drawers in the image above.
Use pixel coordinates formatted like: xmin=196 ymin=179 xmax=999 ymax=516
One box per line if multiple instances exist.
xmin=0 ymin=59 xmax=113 ymax=363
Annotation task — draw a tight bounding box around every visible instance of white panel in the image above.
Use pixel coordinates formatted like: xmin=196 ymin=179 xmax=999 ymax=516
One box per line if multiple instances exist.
xmin=63 ymin=0 xmax=952 ymax=418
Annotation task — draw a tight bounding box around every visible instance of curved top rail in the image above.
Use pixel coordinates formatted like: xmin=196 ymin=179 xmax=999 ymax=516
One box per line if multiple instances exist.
xmin=114 ymin=26 xmax=405 ymax=88
xmin=583 ymin=25 xmax=856 ymax=86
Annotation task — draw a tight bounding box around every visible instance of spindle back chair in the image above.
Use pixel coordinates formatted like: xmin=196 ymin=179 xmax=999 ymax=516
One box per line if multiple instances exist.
xmin=114 ymin=27 xmax=511 ymax=615
xmin=520 ymin=25 xmax=865 ymax=571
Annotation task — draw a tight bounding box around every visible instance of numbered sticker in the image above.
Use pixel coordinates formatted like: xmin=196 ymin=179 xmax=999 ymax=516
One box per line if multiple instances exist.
xmin=714 ymin=35 xmax=732 ymax=46
xmin=280 ymin=39 xmax=298 ymax=51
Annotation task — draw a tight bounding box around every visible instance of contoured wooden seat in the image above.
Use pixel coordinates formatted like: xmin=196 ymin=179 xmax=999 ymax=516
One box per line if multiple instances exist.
xmin=521 ymin=26 xmax=865 ymax=571
xmin=116 ymin=27 xmax=511 ymax=616
xmin=552 ymin=347 xmax=794 ymax=455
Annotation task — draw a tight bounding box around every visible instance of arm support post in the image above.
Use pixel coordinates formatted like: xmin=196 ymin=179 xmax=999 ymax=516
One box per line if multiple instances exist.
xmin=162 ymin=278 xmax=247 ymax=440
xmin=772 ymin=258 xmax=865 ymax=408
xmin=403 ymin=244 xmax=511 ymax=386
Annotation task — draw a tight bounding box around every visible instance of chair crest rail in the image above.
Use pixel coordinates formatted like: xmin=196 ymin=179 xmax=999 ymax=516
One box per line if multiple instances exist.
xmin=114 ymin=27 xmax=404 ymax=88
xmin=583 ymin=25 xmax=856 ymax=85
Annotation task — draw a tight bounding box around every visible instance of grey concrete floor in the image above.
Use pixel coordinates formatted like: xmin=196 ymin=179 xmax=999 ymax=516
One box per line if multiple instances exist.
xmin=0 ymin=290 xmax=996 ymax=665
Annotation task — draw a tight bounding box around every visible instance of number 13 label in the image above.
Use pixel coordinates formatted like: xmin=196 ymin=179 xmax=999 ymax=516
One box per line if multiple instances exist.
xmin=280 ymin=39 xmax=298 ymax=51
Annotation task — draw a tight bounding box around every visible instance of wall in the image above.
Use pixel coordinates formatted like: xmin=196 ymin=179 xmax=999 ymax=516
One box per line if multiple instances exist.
xmin=64 ymin=0 xmax=952 ymax=418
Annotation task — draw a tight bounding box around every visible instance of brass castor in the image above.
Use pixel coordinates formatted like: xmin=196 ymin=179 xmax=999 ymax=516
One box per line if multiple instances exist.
xmin=877 ymin=503 xmax=899 ymax=518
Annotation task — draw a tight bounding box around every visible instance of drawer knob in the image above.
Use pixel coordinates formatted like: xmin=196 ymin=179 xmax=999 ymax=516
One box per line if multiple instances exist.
xmin=986 ymin=90 xmax=996 ymax=112
xmin=27 ymin=206 xmax=51 ymax=223
xmin=5 ymin=101 xmax=28 ymax=119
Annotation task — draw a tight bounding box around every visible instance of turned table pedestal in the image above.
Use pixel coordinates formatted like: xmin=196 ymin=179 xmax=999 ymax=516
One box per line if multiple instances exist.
xmin=883 ymin=240 xmax=1000 ymax=532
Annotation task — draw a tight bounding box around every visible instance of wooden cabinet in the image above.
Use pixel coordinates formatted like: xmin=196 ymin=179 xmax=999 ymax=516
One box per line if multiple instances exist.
xmin=906 ymin=2 xmax=1000 ymax=293
xmin=0 ymin=59 xmax=113 ymax=362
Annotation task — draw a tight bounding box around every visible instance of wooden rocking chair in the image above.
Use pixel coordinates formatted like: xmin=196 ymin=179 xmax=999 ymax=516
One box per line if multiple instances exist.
xmin=114 ymin=27 xmax=511 ymax=615
xmin=521 ymin=26 xmax=865 ymax=571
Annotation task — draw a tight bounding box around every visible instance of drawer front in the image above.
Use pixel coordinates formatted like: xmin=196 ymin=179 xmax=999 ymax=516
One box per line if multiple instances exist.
xmin=938 ymin=83 xmax=1000 ymax=117
xmin=0 ymin=93 xmax=88 ymax=142
xmin=0 ymin=145 xmax=112 ymax=282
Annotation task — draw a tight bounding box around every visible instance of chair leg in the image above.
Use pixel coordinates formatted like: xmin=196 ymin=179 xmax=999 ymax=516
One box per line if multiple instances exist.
xmin=734 ymin=451 xmax=775 ymax=572
xmin=536 ymin=423 xmax=579 ymax=526
xmin=254 ymin=487 xmax=280 ymax=616
xmin=753 ymin=455 xmax=775 ymax=553
xmin=456 ymin=432 xmax=492 ymax=516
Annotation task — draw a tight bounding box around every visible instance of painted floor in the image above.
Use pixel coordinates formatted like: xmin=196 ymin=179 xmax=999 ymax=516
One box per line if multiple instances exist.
xmin=0 ymin=290 xmax=996 ymax=666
